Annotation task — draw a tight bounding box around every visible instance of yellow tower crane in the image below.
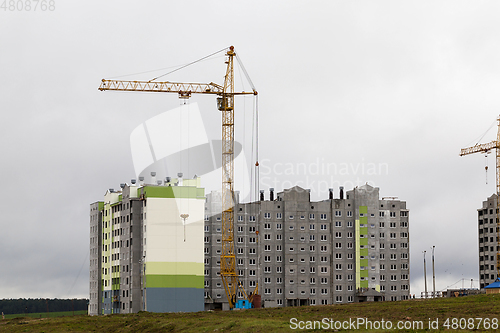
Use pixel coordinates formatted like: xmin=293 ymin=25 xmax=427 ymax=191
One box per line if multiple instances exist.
xmin=99 ymin=46 xmax=258 ymax=309
xmin=460 ymin=115 xmax=500 ymax=278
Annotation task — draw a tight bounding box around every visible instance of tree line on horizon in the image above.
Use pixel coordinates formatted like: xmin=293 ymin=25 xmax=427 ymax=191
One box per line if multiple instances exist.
xmin=0 ymin=298 xmax=88 ymax=315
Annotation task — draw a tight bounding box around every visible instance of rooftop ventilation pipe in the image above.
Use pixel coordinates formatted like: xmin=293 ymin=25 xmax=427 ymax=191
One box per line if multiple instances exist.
xmin=131 ymin=179 xmax=137 ymax=185
xmin=339 ymin=186 xmax=344 ymax=200
xmin=151 ymin=172 xmax=156 ymax=185
xmin=260 ymin=190 xmax=264 ymax=201
xmin=178 ymin=172 xmax=183 ymax=186
xmin=270 ymin=188 xmax=274 ymax=201
xmin=329 ymin=188 xmax=334 ymax=200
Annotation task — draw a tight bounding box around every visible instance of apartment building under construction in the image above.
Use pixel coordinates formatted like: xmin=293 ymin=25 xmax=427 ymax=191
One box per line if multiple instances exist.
xmin=90 ymin=180 xmax=410 ymax=314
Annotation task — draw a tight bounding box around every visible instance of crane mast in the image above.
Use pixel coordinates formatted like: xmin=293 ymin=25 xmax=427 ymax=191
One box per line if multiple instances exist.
xmin=99 ymin=46 xmax=257 ymax=309
xmin=460 ymin=115 xmax=500 ymax=278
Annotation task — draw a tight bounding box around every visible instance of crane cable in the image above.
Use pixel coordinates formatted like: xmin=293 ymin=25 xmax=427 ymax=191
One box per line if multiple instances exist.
xmin=149 ymin=47 xmax=229 ymax=82
xmin=235 ymin=53 xmax=256 ymax=92
xmin=464 ymin=119 xmax=497 ymax=147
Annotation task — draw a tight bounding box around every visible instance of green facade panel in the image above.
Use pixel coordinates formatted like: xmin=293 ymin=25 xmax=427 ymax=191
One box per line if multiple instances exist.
xmin=360 ymin=259 xmax=368 ymax=266
xmin=360 ymin=270 xmax=368 ymax=278
xmin=145 ymin=275 xmax=204 ymax=289
xmin=360 ymin=238 xmax=368 ymax=246
xmin=143 ymin=186 xmax=205 ymax=199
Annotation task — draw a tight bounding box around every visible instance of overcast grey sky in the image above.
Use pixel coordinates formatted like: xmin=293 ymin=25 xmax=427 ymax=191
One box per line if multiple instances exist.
xmin=1 ymin=0 xmax=500 ymax=299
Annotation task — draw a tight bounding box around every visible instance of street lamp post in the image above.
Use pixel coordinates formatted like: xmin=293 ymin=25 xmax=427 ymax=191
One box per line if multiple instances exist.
xmin=423 ymin=250 xmax=428 ymax=298
xmin=432 ymin=246 xmax=436 ymax=298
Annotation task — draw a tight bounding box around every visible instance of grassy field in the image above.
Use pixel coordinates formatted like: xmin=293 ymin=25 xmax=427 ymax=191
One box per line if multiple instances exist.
xmin=1 ymin=294 xmax=500 ymax=332
xmin=2 ymin=310 xmax=87 ymax=320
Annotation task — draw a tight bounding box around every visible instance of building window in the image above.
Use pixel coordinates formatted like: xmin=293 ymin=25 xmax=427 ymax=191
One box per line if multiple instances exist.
xmin=264 ymin=212 xmax=271 ymax=219
xmin=276 ymin=213 xmax=282 ymax=219
xmin=276 ymin=223 xmax=282 ymax=230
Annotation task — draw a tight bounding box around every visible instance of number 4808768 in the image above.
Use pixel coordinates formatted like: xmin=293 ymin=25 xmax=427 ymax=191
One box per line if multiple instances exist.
xmin=1 ymin=0 xmax=56 ymax=11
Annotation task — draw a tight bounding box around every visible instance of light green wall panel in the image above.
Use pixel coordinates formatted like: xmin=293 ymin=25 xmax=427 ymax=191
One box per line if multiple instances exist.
xmin=146 ymin=262 xmax=204 ymax=276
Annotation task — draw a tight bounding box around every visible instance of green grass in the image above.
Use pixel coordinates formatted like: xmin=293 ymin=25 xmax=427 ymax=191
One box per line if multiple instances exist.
xmin=2 ymin=310 xmax=87 ymax=319
xmin=1 ymin=295 xmax=500 ymax=332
